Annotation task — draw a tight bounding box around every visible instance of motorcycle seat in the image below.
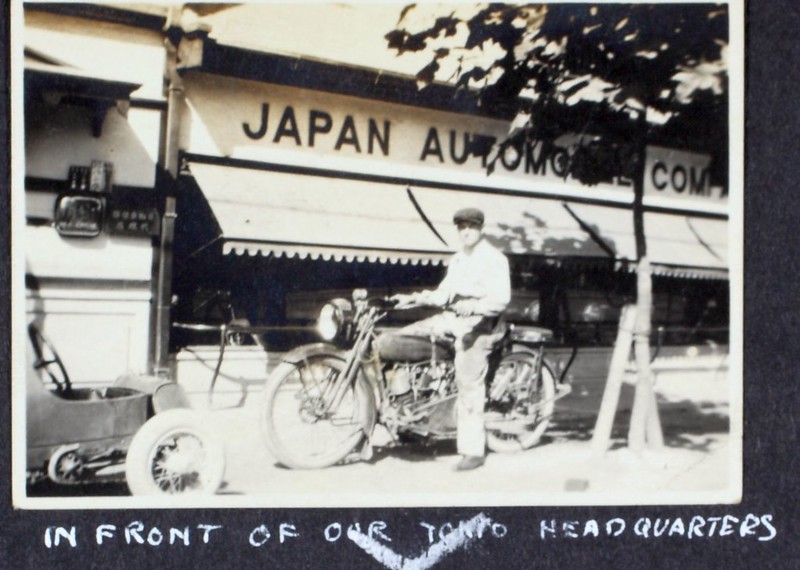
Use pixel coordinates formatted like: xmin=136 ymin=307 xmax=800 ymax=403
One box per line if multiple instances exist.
xmin=375 ymin=332 xmax=455 ymax=362
xmin=509 ymin=325 xmax=554 ymax=345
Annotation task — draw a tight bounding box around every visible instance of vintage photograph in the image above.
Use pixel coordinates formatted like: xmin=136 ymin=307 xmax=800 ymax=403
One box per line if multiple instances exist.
xmin=13 ymin=1 xmax=742 ymax=508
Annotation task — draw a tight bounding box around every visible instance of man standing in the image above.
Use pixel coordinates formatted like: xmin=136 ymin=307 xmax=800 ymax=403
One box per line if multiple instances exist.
xmin=392 ymin=207 xmax=511 ymax=471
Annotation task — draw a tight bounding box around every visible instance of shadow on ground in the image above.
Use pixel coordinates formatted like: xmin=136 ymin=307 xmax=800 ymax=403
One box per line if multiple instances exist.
xmin=27 ymin=478 xmax=130 ymax=497
xmin=364 ymin=436 xmax=458 ymax=465
xmin=548 ymin=383 xmax=729 ymax=450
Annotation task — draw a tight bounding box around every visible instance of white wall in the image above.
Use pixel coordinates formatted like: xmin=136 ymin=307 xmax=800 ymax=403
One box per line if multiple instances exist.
xmin=25 ymin=102 xmax=162 ymax=188
xmin=24 ymin=11 xmax=166 ymax=101
xmin=27 ymin=290 xmax=152 ymax=386
xmin=22 ymin=10 xmax=166 ymax=384
xmin=24 ymin=226 xmax=154 ymax=385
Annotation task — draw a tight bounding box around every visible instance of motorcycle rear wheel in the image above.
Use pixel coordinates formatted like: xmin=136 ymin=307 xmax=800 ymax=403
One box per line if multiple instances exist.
xmin=486 ymin=353 xmax=556 ymax=453
xmin=261 ymin=356 xmax=374 ymax=469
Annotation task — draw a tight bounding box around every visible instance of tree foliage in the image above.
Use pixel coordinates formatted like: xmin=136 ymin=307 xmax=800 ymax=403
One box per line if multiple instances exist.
xmin=388 ymin=4 xmax=730 ymax=451
xmin=386 ymin=3 xmax=729 ymax=185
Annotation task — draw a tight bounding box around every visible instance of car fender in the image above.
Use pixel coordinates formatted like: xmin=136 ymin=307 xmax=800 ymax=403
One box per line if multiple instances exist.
xmin=113 ymin=373 xmax=190 ymax=413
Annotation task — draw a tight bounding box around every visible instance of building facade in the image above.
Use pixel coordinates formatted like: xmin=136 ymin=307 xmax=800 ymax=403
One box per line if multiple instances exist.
xmin=23 ymin=6 xmax=168 ymax=383
xmin=19 ymin=4 xmax=731 ymax=397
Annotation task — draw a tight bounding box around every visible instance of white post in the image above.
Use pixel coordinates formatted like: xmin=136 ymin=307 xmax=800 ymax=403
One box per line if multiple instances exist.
xmin=591 ymin=304 xmax=637 ymax=454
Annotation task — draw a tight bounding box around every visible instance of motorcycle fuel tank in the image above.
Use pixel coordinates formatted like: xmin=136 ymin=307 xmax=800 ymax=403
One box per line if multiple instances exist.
xmin=375 ymin=332 xmax=454 ymax=362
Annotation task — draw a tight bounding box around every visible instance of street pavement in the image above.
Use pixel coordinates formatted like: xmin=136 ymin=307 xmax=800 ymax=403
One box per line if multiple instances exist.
xmin=204 ymin=367 xmax=737 ymax=506
xmin=26 ymin=365 xmax=736 ymax=505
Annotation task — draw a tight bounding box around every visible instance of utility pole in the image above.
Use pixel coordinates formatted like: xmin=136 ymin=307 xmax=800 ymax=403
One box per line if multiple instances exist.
xmin=149 ymin=5 xmax=186 ymax=376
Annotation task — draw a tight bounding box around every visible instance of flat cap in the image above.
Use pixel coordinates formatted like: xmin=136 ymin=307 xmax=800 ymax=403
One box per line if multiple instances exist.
xmin=453 ymin=207 xmax=484 ymax=226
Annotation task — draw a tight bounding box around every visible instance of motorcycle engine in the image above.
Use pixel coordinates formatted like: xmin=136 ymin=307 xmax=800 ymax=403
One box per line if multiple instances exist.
xmin=388 ymin=365 xmax=413 ymax=396
xmin=387 ymin=362 xmax=453 ymax=399
xmin=383 ymin=362 xmax=457 ymax=435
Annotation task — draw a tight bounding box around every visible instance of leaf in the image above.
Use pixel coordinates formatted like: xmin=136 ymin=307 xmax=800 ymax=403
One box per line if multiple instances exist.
xmin=583 ymin=23 xmax=602 ymax=36
xmin=390 ymin=2 xmax=728 ymax=185
xmin=402 ymin=32 xmax=429 ymax=53
xmin=455 ymin=66 xmax=489 ymax=89
xmin=416 ymin=60 xmax=439 ymax=89
xmin=561 ymin=78 xmax=590 ymax=97
xmin=468 ymin=133 xmax=497 ymax=158
xmin=184 ymin=3 xmax=240 ymax=16
xmin=433 ymin=15 xmax=459 ymax=38
xmin=635 ymin=50 xmax=659 ymax=60
xmin=508 ymin=111 xmax=532 ymax=137
xmin=384 ymin=30 xmax=408 ymax=51
xmin=671 ymin=50 xmax=726 ymax=103
xmin=613 ymin=88 xmax=632 ymax=105
xmin=398 ymin=3 xmax=417 ymax=24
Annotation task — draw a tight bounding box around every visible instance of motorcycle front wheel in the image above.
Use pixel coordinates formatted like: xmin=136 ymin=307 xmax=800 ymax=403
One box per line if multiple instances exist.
xmin=486 ymin=353 xmax=556 ymax=453
xmin=261 ymin=356 xmax=375 ymax=469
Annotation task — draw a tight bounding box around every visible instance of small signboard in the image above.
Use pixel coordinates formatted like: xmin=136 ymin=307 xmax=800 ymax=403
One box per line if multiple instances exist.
xmin=54 ymin=195 xmax=104 ymax=237
xmin=105 ymin=206 xmax=161 ymax=237
xmin=89 ymin=160 xmax=114 ymax=193
xmin=67 ymin=161 xmax=114 ymax=193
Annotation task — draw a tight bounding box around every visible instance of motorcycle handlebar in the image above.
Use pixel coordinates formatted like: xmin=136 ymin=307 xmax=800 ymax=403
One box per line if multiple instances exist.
xmin=372 ymin=297 xmax=406 ymax=310
xmin=378 ymin=296 xmax=433 ymax=311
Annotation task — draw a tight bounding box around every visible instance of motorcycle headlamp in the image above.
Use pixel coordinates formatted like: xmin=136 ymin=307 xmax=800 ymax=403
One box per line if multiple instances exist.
xmin=317 ymin=298 xmax=352 ymax=341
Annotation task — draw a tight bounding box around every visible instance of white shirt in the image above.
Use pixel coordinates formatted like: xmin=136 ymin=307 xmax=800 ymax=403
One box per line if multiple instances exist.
xmin=426 ymin=238 xmax=511 ymax=317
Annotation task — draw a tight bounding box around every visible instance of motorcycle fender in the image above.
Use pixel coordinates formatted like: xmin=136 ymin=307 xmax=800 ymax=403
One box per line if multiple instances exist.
xmin=506 ymin=345 xmax=538 ymax=358
xmin=278 ymin=343 xmax=378 ymax=436
xmin=505 ymin=346 xmax=560 ymax=382
xmin=279 ymin=343 xmax=348 ymax=364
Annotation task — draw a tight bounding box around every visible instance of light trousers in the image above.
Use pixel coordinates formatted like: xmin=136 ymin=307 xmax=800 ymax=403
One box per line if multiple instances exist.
xmin=400 ymin=312 xmax=504 ymax=457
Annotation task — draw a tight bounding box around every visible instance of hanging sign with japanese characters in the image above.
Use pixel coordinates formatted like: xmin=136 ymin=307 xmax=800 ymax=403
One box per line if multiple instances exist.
xmin=105 ymin=206 xmax=160 ymax=237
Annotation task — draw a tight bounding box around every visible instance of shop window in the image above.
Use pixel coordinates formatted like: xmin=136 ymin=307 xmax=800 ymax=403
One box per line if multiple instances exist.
xmin=510 ymin=266 xmax=729 ymax=348
xmin=653 ymin=279 xmax=729 ymax=345
xmin=170 ymin=288 xmax=262 ymax=349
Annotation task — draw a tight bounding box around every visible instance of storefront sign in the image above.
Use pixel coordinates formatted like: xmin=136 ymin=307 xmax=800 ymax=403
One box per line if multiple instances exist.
xmin=238 ymin=100 xmax=574 ymax=179
xmin=54 ymin=195 xmax=104 ymax=237
xmin=644 ymin=146 xmax=722 ymax=201
xmin=184 ymin=75 xmax=726 ymax=206
xmin=106 ymin=207 xmax=160 ymax=237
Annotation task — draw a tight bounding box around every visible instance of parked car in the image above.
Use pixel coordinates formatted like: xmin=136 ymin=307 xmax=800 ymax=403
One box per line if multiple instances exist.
xmin=25 ymin=323 xmax=226 ymax=495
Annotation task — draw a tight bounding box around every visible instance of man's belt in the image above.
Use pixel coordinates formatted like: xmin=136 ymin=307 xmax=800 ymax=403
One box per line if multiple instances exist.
xmin=476 ymin=315 xmax=503 ymax=334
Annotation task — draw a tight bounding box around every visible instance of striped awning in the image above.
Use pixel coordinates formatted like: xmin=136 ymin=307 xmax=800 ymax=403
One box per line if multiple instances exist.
xmin=185 ymin=160 xmax=729 ymax=278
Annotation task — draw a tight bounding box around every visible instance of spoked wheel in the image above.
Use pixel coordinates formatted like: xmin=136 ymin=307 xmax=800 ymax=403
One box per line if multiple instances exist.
xmin=47 ymin=445 xmax=85 ymax=484
xmin=261 ymin=356 xmax=375 ymax=469
xmin=486 ymin=352 xmax=556 ymax=453
xmin=125 ymin=409 xmax=225 ymax=496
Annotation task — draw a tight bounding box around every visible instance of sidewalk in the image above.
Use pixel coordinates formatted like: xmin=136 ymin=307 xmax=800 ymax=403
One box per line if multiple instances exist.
xmin=201 ymin=364 xmax=737 ymax=506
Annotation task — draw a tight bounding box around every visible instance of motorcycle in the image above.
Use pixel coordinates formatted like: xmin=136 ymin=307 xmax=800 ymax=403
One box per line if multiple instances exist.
xmin=261 ymin=290 xmax=570 ymax=469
